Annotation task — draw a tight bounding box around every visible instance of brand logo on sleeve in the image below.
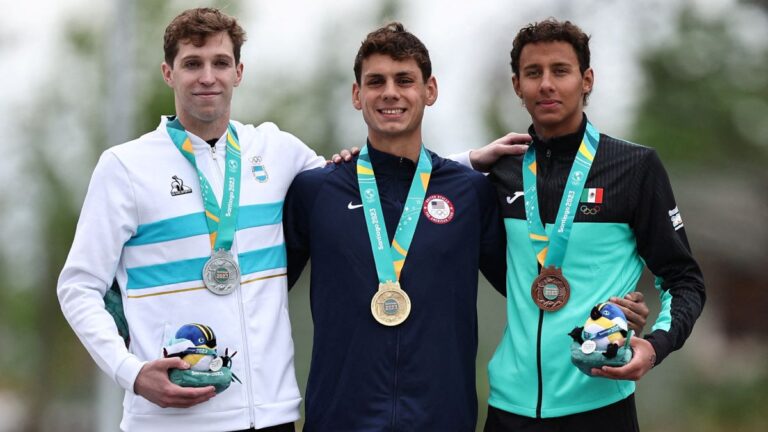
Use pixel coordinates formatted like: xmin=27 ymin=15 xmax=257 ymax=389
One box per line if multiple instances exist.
xmin=669 ymin=207 xmax=684 ymax=231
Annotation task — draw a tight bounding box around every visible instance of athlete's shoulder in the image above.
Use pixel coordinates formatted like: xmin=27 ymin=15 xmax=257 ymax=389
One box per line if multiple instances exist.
xmin=598 ymin=133 xmax=657 ymax=160
xmin=292 ymin=158 xmax=351 ymax=189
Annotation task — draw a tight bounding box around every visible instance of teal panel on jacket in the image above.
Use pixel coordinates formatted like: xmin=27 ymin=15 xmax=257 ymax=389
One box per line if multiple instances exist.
xmin=126 ymin=243 xmax=287 ymax=290
xmin=489 ymin=219 xmax=641 ymax=418
xmin=126 ymin=202 xmax=284 ymax=246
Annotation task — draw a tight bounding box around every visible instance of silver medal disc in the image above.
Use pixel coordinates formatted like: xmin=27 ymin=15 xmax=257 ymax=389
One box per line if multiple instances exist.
xmin=203 ymin=249 xmax=240 ymax=295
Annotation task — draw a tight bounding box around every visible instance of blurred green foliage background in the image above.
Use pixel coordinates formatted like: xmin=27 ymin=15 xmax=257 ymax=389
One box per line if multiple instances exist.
xmin=1 ymin=0 xmax=766 ymax=430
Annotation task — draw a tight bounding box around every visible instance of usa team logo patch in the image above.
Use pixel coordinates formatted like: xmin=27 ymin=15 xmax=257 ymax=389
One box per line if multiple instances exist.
xmin=423 ymin=194 xmax=454 ymax=224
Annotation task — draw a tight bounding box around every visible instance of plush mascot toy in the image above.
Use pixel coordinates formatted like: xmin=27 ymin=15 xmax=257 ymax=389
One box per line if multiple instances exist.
xmin=568 ymin=303 xmax=633 ymax=376
xmin=163 ymin=323 xmax=240 ymax=393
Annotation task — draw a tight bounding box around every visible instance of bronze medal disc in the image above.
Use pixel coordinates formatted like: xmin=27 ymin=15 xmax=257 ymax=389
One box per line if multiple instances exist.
xmin=531 ymin=266 xmax=570 ymax=311
xmin=371 ymin=281 xmax=411 ymax=326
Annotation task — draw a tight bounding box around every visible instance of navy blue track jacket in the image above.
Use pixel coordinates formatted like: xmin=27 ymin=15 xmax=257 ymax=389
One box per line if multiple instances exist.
xmin=284 ymin=144 xmax=506 ymax=431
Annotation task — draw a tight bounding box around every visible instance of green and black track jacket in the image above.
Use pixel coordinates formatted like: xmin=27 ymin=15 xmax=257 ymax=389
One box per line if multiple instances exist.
xmin=486 ymin=116 xmax=705 ymax=418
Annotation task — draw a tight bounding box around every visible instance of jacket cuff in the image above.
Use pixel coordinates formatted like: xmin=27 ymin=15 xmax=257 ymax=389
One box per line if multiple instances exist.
xmin=447 ymin=150 xmax=473 ymax=170
xmin=114 ymin=355 xmax=147 ymax=394
xmin=644 ymin=329 xmax=673 ymax=367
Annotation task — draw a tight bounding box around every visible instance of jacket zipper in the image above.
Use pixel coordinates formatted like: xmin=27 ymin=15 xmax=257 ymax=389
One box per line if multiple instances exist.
xmin=210 ymin=143 xmax=256 ymax=427
xmin=391 ymin=328 xmax=401 ymax=431
xmin=535 ymin=147 xmax=553 ymax=418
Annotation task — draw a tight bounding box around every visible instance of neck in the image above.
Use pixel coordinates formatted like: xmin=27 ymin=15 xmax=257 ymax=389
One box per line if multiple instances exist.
xmin=175 ymin=112 xmax=230 ymax=142
xmin=532 ymin=113 xmax=584 ymax=140
xmin=367 ymin=136 xmax=422 ymax=162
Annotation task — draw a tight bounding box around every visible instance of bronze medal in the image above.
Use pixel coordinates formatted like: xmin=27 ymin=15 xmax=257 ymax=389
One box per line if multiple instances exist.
xmin=531 ymin=266 xmax=570 ymax=311
xmin=371 ymin=281 xmax=411 ymax=326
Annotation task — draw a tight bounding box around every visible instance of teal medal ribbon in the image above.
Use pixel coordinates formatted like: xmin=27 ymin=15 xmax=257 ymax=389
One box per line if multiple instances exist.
xmin=166 ymin=117 xmax=242 ymax=295
xmin=357 ymin=144 xmax=432 ymax=326
xmin=523 ymin=121 xmax=600 ymax=311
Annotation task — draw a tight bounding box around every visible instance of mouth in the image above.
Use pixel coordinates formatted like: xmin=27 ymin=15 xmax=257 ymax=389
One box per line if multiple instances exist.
xmin=377 ymin=108 xmax=406 ymax=117
xmin=537 ymin=99 xmax=560 ymax=109
xmin=193 ymin=91 xmax=221 ymax=98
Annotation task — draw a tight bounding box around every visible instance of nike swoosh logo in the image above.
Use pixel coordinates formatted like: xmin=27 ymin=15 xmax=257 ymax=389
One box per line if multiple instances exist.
xmin=347 ymin=202 xmax=364 ymax=210
xmin=506 ymin=192 xmax=524 ymax=204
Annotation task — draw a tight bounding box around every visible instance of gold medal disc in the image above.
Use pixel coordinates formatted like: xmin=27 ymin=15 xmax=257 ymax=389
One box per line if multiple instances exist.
xmin=371 ymin=281 xmax=411 ymax=326
xmin=531 ymin=266 xmax=570 ymax=312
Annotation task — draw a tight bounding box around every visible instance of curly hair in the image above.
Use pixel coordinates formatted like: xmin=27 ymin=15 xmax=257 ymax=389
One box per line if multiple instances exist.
xmin=510 ymin=18 xmax=590 ymax=76
xmin=353 ymin=22 xmax=431 ymax=84
xmin=163 ymin=8 xmax=247 ymax=66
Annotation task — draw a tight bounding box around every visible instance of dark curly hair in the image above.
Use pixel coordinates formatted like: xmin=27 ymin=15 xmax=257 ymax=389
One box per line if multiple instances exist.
xmin=354 ymin=22 xmax=431 ymax=84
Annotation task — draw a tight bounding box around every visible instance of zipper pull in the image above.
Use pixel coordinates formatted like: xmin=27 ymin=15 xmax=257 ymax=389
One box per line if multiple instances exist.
xmin=210 ymin=145 xmax=217 ymax=160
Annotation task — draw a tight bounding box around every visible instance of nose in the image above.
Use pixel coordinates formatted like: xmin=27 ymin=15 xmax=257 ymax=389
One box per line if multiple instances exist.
xmin=198 ymin=64 xmax=216 ymax=86
xmin=539 ymin=71 xmax=555 ymax=94
xmin=382 ymin=80 xmax=399 ymax=101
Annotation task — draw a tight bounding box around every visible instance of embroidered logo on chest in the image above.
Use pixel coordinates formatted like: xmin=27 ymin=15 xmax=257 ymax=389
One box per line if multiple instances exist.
xmin=250 ymin=156 xmax=269 ymax=183
xmin=170 ymin=175 xmax=193 ymax=196
xmin=423 ymin=194 xmax=455 ymax=224
xmin=578 ymin=187 xmax=604 ymax=216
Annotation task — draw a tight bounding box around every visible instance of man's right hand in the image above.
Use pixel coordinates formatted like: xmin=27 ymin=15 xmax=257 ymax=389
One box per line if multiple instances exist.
xmin=469 ymin=132 xmax=531 ymax=172
xmin=134 ymin=357 xmax=216 ymax=408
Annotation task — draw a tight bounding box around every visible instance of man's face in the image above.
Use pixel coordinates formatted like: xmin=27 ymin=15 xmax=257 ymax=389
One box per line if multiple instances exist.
xmin=513 ymin=41 xmax=593 ymax=138
xmin=161 ymin=32 xmax=243 ymax=134
xmin=352 ymin=54 xmax=437 ymax=145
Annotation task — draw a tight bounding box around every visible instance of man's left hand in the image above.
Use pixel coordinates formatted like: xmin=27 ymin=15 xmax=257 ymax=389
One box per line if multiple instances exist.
xmin=591 ymin=336 xmax=656 ymax=381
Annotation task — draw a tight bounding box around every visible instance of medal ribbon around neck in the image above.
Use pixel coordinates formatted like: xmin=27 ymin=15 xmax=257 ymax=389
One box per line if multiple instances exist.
xmin=357 ymin=144 xmax=432 ymax=284
xmin=522 ymin=121 xmax=600 ymax=269
xmin=166 ymin=117 xmax=242 ymax=252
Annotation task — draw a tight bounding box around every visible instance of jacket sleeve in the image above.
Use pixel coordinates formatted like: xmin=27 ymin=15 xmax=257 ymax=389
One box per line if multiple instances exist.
xmin=472 ymin=173 xmax=508 ymax=296
xmin=284 ymin=170 xmax=321 ymax=289
xmin=57 ymin=151 xmax=146 ymax=393
xmin=631 ymin=149 xmax=705 ymax=366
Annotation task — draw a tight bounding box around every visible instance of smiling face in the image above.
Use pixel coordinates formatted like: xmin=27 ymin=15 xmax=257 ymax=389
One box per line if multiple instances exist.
xmin=161 ymin=32 xmax=243 ymax=139
xmin=352 ymin=54 xmax=437 ymax=151
xmin=513 ymin=41 xmax=593 ymax=139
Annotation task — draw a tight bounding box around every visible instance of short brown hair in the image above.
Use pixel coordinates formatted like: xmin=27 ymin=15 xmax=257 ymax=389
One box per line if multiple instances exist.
xmin=353 ymin=22 xmax=431 ymax=85
xmin=510 ymin=18 xmax=591 ymax=76
xmin=163 ymin=8 xmax=247 ymax=66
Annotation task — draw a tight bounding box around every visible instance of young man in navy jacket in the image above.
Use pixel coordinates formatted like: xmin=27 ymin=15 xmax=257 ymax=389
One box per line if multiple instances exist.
xmin=283 ymin=23 xmax=519 ymax=431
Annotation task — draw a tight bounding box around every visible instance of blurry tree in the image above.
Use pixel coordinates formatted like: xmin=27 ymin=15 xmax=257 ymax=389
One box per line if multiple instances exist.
xmin=0 ymin=1 xmax=240 ymax=430
xmin=630 ymin=4 xmax=768 ymax=167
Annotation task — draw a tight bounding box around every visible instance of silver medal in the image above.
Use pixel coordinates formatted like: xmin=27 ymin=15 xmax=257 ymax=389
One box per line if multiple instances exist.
xmin=203 ymin=249 xmax=240 ymax=295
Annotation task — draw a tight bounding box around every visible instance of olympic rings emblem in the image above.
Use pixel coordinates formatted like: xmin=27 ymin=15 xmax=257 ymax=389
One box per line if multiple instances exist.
xmin=580 ymin=205 xmax=601 ymax=215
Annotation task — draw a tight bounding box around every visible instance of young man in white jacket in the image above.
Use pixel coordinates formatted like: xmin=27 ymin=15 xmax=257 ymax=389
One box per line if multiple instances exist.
xmin=57 ymin=8 xmax=324 ymax=431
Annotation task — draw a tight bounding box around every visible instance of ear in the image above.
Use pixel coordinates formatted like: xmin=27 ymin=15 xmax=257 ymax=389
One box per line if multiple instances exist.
xmin=352 ymin=82 xmax=362 ymax=111
xmin=582 ymin=67 xmax=594 ymax=96
xmin=512 ymin=75 xmax=522 ymax=99
xmin=234 ymin=62 xmax=244 ymax=87
xmin=425 ymin=76 xmax=438 ymax=106
xmin=161 ymin=62 xmax=174 ymax=87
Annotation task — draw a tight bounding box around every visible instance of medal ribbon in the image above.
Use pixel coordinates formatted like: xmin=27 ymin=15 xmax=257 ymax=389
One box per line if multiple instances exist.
xmin=522 ymin=121 xmax=600 ymax=268
xmin=357 ymin=144 xmax=432 ymax=283
xmin=166 ymin=117 xmax=242 ymax=251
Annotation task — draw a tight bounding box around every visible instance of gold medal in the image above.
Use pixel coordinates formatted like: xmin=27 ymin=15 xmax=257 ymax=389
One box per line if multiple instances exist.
xmin=371 ymin=281 xmax=411 ymax=326
xmin=531 ymin=266 xmax=570 ymax=311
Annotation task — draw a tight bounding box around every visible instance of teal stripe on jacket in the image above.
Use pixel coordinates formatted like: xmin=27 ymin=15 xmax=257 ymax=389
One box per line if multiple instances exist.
xmin=126 ymin=244 xmax=287 ymax=290
xmin=126 ymin=202 xmax=284 ymax=246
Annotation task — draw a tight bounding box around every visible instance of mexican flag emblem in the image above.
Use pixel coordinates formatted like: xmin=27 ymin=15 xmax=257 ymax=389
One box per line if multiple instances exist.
xmin=581 ymin=188 xmax=603 ymax=204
